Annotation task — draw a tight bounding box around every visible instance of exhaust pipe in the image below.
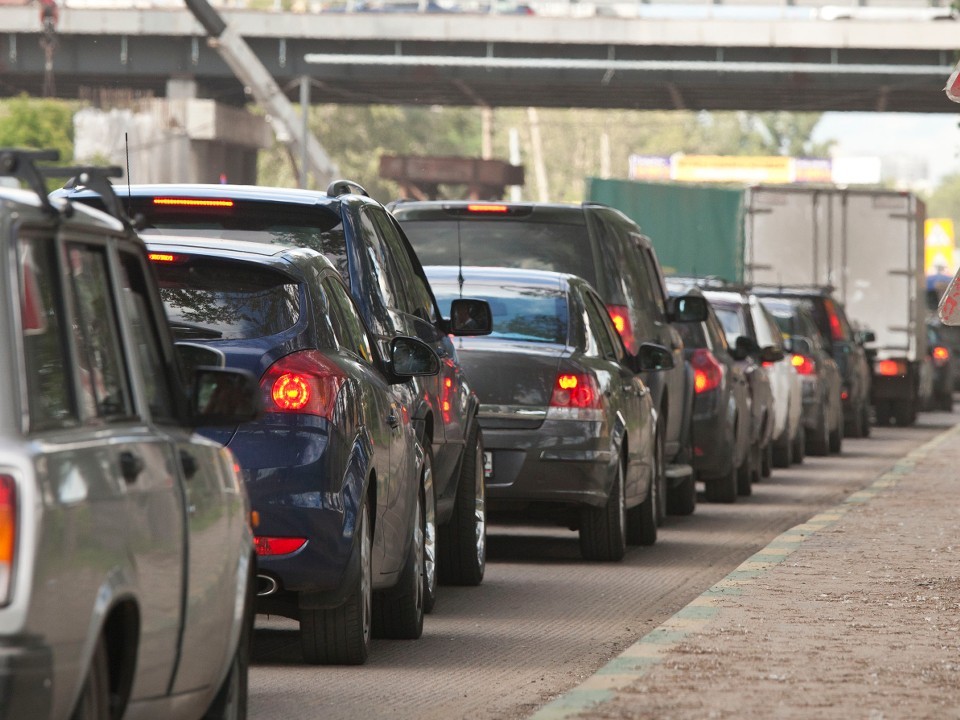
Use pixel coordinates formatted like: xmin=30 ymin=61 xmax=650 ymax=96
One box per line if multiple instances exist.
xmin=256 ymin=574 xmax=279 ymax=597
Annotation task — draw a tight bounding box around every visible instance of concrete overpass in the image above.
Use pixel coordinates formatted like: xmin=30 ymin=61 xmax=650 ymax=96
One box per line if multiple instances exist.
xmin=1 ymin=4 xmax=957 ymax=113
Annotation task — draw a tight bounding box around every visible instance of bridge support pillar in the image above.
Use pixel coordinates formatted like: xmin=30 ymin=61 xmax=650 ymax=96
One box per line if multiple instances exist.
xmin=74 ymin=97 xmax=272 ymax=184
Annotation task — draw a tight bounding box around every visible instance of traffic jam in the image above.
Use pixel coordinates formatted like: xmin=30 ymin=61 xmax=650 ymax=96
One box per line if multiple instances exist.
xmin=1 ymin=143 xmax=956 ymax=719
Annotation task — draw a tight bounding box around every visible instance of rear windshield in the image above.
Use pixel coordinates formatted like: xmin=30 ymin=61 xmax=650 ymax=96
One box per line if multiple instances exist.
xmin=400 ymin=220 xmax=597 ymax=288
xmin=759 ymin=299 xmax=798 ymax=337
xmin=432 ymin=281 xmax=568 ymax=344
xmin=713 ymin=304 xmax=746 ymax=344
xmin=153 ymin=257 xmax=303 ymax=341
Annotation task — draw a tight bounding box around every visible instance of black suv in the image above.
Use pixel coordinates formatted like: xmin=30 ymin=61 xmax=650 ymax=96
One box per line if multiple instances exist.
xmin=391 ymin=200 xmax=707 ymax=518
xmin=59 ymin=182 xmax=493 ymax=609
xmin=751 ymin=286 xmax=871 ymax=439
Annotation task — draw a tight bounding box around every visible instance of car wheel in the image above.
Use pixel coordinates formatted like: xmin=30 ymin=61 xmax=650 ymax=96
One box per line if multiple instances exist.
xmin=736 ymin=443 xmax=755 ymax=497
xmin=705 ymin=448 xmax=738 ymax=504
xmin=806 ymin=407 xmax=830 ymax=456
xmin=940 ymin=392 xmax=954 ymax=412
xmin=438 ymin=423 xmax=486 ymax=586
xmin=71 ymin=635 xmax=112 ymax=720
xmin=760 ymin=440 xmax=773 ymax=478
xmin=581 ymin=457 xmax=628 ymax=560
xmin=300 ymin=502 xmax=372 ymax=665
xmin=860 ymin=402 xmax=872 ymax=437
xmin=203 ymin=560 xmax=253 ymax=720
xmin=845 ymin=400 xmax=866 ymax=438
xmin=772 ymin=429 xmax=792 ymax=469
xmin=829 ymin=418 xmax=843 ymax=454
xmin=893 ymin=400 xmax=917 ymax=427
xmin=653 ymin=417 xmax=667 ymax=525
xmin=791 ymin=424 xmax=806 ymax=464
xmin=372 ymin=486 xmax=425 ymax=640
xmin=627 ymin=457 xmax=659 ymax=546
xmin=420 ymin=450 xmax=438 ymax=614
xmin=666 ymin=471 xmax=696 ymax=516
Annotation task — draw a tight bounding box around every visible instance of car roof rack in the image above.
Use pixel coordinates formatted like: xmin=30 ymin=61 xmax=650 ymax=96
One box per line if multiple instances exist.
xmin=749 ymin=282 xmax=836 ymax=294
xmin=0 ymin=147 xmax=132 ymax=230
xmin=326 ymin=179 xmax=369 ymax=198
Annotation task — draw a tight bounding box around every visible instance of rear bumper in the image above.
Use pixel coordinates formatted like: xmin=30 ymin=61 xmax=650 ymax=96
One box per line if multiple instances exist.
xmin=480 ymin=419 xmax=615 ymax=510
xmin=689 ymin=392 xmax=735 ymax=480
xmin=0 ymin=636 xmax=53 ymax=720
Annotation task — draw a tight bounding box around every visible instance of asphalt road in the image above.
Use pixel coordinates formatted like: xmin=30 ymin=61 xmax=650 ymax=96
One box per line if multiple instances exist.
xmin=248 ymin=411 xmax=953 ymax=720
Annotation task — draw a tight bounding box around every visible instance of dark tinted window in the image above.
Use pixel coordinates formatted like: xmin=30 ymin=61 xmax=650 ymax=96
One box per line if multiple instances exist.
xmin=399 ymin=219 xmax=597 ymax=288
xmin=323 ymin=277 xmax=375 ymax=364
xmin=153 ymin=257 xmax=305 ymax=341
xmin=583 ymin=291 xmax=621 ymax=360
xmin=370 ymin=208 xmax=436 ymax=323
xmin=713 ymin=303 xmax=747 ymax=345
xmin=19 ymin=235 xmax=76 ymax=431
xmin=432 ymin=281 xmax=568 ymax=344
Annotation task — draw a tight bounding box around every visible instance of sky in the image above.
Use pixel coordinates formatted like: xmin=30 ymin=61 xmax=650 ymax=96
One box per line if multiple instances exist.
xmin=813 ymin=112 xmax=960 ymax=189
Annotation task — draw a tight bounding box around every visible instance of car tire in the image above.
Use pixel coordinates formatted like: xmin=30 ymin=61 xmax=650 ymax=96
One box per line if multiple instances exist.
xmin=860 ymin=402 xmax=872 ymax=437
xmin=939 ymin=392 xmax=954 ymax=412
xmin=791 ymin=424 xmax=806 ymax=464
xmin=705 ymin=461 xmax=737 ymax=504
xmin=736 ymin=443 xmax=755 ymax=497
xmin=71 ymin=634 xmax=112 ymax=720
xmin=666 ymin=471 xmax=696 ymax=516
xmin=203 ymin=559 xmax=253 ymax=720
xmin=893 ymin=400 xmax=917 ymax=427
xmin=772 ymin=430 xmax=792 ymax=468
xmin=372 ymin=487 xmax=425 ymax=640
xmin=653 ymin=417 xmax=668 ymax=526
xmin=807 ymin=408 xmax=830 ymax=456
xmin=420 ymin=449 xmax=438 ymax=614
xmin=437 ymin=423 xmax=486 ymax=586
xmin=845 ymin=400 xmax=866 ymax=438
xmin=300 ymin=503 xmax=372 ymax=665
xmin=760 ymin=440 xmax=772 ymax=479
xmin=581 ymin=459 xmax=628 ymax=560
xmin=829 ymin=418 xmax=843 ymax=454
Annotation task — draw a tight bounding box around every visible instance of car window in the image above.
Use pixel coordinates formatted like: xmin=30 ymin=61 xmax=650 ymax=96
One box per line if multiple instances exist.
xmin=18 ymin=234 xmax=76 ymax=431
xmin=356 ymin=208 xmax=403 ymax=334
xmin=118 ymin=250 xmax=178 ymax=423
xmin=596 ymin=213 xmax=657 ymax=342
xmin=370 ymin=208 xmax=437 ymax=323
xmin=705 ymin=308 xmax=730 ymax=353
xmin=585 ymin=290 xmax=626 ymax=362
xmin=432 ymin=281 xmax=567 ymax=344
xmin=713 ymin=304 xmax=747 ymax=346
xmin=398 ymin=218 xmax=598 ymax=288
xmin=582 ymin=289 xmax=618 ymax=359
xmin=323 ymin=276 xmax=375 ymax=364
xmin=67 ymin=242 xmax=134 ymax=422
xmin=153 ymin=256 xmax=304 ymax=341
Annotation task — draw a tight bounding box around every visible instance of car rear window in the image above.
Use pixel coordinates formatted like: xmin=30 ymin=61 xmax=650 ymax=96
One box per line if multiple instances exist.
xmin=153 ymin=256 xmax=303 ymax=341
xmin=400 ymin=220 xmax=597 ymax=289
xmin=432 ymin=281 xmax=568 ymax=344
xmin=713 ymin=304 xmax=746 ymax=345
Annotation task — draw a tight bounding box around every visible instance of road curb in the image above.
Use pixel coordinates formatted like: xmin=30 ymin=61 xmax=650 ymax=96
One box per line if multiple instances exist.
xmin=528 ymin=424 xmax=960 ymax=720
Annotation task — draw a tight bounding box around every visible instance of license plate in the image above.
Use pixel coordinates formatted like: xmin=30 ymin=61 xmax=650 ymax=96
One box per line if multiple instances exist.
xmin=483 ymin=451 xmax=493 ymax=480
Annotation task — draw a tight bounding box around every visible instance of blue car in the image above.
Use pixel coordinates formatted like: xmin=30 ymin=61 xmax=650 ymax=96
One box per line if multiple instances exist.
xmin=147 ymin=235 xmax=440 ymax=665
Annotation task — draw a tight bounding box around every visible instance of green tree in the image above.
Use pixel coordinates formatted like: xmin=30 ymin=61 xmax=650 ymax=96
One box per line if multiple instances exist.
xmin=0 ymin=95 xmax=75 ymax=162
xmin=927 ymin=173 xmax=960 ymax=229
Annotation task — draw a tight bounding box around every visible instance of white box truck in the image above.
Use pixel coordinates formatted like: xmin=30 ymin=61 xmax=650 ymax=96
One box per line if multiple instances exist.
xmin=745 ymin=186 xmax=930 ymax=425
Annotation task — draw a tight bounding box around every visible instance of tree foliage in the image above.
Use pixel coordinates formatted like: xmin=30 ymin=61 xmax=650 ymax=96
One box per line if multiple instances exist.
xmin=0 ymin=95 xmax=75 ymax=162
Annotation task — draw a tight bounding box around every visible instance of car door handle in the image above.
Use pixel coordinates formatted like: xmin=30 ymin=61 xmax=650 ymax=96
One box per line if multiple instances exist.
xmin=180 ymin=450 xmax=198 ymax=480
xmin=119 ymin=451 xmax=144 ymax=484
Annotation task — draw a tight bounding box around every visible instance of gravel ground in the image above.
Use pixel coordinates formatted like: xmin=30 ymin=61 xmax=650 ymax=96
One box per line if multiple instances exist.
xmin=537 ymin=423 xmax=960 ymax=720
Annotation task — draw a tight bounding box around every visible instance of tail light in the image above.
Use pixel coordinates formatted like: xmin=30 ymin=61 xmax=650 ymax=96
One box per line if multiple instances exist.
xmin=691 ymin=348 xmax=723 ymax=394
xmin=255 ymin=536 xmax=307 ymax=556
xmin=547 ymin=371 xmax=604 ymax=421
xmin=876 ymin=359 xmax=908 ymax=377
xmin=261 ymin=350 xmax=346 ymax=417
xmin=605 ymin=304 xmax=636 ymax=353
xmin=791 ymin=354 xmax=816 ymax=376
xmin=0 ymin=475 xmax=15 ymax=605
xmin=466 ymin=203 xmax=509 ymax=213
xmin=933 ymin=346 xmax=950 ymax=368
xmin=824 ymin=298 xmax=844 ymax=341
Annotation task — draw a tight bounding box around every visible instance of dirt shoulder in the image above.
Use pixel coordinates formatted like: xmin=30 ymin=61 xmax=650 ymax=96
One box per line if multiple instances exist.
xmin=531 ymin=424 xmax=960 ymax=720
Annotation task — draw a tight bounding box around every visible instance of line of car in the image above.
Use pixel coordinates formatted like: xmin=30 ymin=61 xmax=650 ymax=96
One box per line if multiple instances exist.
xmin=2 ymin=151 xmax=947 ymax=719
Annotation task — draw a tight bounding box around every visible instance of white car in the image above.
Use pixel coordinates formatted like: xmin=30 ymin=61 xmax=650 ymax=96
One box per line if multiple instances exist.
xmin=0 ymin=149 xmax=260 ymax=720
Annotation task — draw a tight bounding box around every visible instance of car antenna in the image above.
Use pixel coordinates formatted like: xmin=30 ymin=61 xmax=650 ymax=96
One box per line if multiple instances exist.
xmin=457 ymin=218 xmax=464 ymax=299
xmin=125 ymin=132 xmax=132 ymax=217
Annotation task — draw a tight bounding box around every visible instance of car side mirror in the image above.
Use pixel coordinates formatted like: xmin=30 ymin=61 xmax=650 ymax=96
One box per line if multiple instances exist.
xmin=856 ymin=329 xmax=876 ymax=345
xmin=190 ymin=367 xmax=262 ymax=427
xmin=629 ymin=342 xmax=675 ymax=373
xmin=389 ymin=336 xmax=440 ymax=381
xmin=668 ymin=294 xmax=708 ymax=323
xmin=731 ymin=335 xmax=759 ymax=361
xmin=447 ymin=298 xmax=493 ymax=336
xmin=760 ymin=345 xmax=785 ymax=363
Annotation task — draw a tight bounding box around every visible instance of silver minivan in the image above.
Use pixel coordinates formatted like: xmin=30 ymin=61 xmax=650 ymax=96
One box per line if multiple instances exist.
xmin=0 ymin=150 xmax=260 ymax=719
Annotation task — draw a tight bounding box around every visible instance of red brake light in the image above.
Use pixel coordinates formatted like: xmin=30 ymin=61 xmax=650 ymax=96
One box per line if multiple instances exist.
xmin=824 ymin=299 xmax=844 ymax=341
xmin=933 ymin=346 xmax=950 ymax=366
xmin=791 ymin=354 xmax=816 ymax=376
xmin=466 ymin=203 xmax=508 ymax=213
xmin=255 ymin=536 xmax=307 ymax=556
xmin=153 ymin=197 xmax=234 ymax=208
xmin=148 ymin=252 xmax=188 ymax=264
xmin=691 ymin=348 xmax=723 ymax=393
xmin=606 ymin=304 xmax=637 ymax=353
xmin=876 ymin=359 xmax=907 ymax=377
xmin=261 ymin=351 xmax=346 ymax=417
xmin=0 ymin=475 xmax=16 ymax=604
xmin=548 ymin=372 xmax=603 ymax=420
